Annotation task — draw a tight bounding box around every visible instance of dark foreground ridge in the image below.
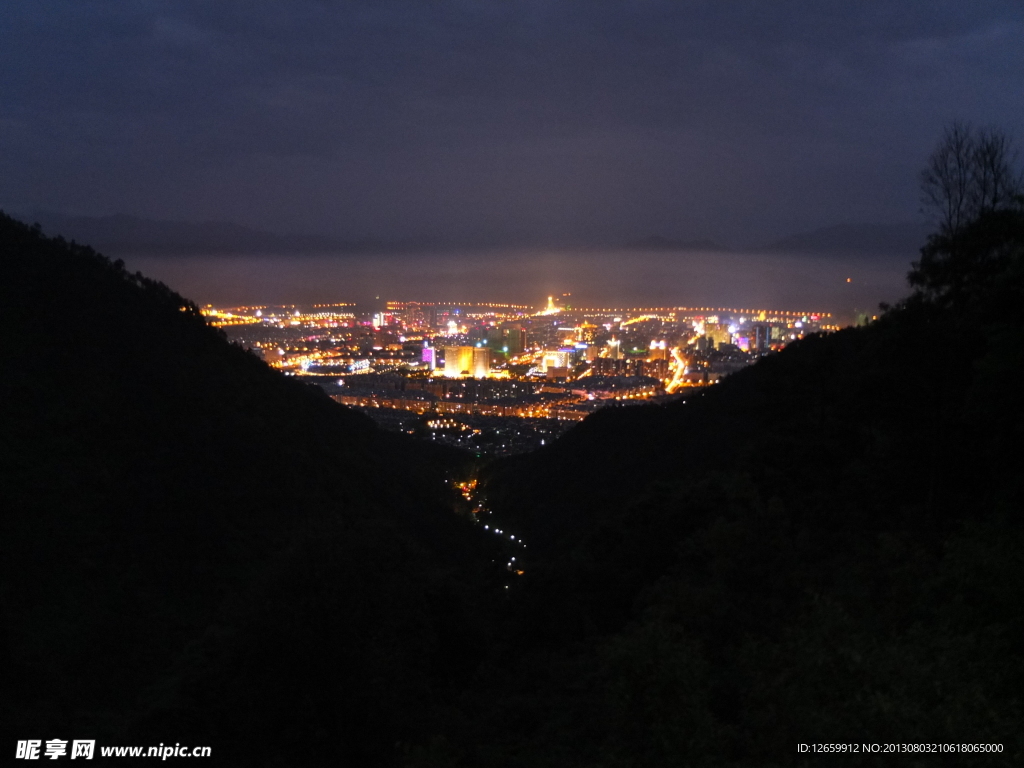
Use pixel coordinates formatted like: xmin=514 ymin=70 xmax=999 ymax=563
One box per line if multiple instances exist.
xmin=2 ymin=205 xmax=1023 ymax=766
xmin=471 ymin=205 xmax=1024 ymax=765
xmin=0 ymin=213 xmax=497 ymax=765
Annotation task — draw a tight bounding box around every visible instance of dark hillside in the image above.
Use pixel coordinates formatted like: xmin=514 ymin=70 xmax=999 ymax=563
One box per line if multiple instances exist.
xmin=0 ymin=213 xmax=495 ymax=765
xmin=4 ymin=202 xmax=1023 ymax=766
xmin=446 ymin=209 xmax=1024 ymax=766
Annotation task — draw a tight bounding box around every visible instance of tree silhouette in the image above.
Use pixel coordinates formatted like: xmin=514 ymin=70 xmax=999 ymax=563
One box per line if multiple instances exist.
xmin=912 ymin=124 xmax=1024 ymax=302
xmin=920 ymin=122 xmax=1022 ymax=238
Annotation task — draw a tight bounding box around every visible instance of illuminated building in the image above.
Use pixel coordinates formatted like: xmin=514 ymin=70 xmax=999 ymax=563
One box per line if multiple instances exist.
xmin=503 ymin=326 xmax=527 ymax=354
xmin=209 ymin=299 xmax=835 ymax=421
xmin=484 ymin=327 xmax=504 ymax=349
xmin=575 ymin=322 xmax=597 ymax=343
xmin=607 ymin=337 xmax=622 ymax=360
xmin=443 ymin=345 xmax=491 ymax=378
xmin=444 ymin=346 xmax=475 ymax=377
xmin=422 ymin=345 xmax=436 ymax=370
xmin=705 ymin=323 xmax=731 ymax=349
xmin=648 ymin=340 xmax=669 ymax=360
xmin=541 ymin=348 xmax=576 ymax=380
xmin=592 ymin=357 xmax=669 ymax=379
xmin=752 ymin=324 xmax=771 ymax=352
xmin=542 ymin=349 xmax=573 ymax=372
xmin=472 ymin=347 xmax=491 ymax=378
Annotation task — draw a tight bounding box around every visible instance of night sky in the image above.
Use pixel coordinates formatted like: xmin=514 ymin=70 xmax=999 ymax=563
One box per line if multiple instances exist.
xmin=4 ymin=1 xmax=1021 ymax=244
xmin=2 ymin=2 xmax=1022 ymax=313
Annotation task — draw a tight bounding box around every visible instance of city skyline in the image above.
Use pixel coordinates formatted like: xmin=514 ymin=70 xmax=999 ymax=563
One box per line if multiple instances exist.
xmin=206 ymin=294 xmax=840 ymax=456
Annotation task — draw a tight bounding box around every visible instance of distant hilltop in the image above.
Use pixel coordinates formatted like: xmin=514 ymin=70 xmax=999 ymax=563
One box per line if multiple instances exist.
xmin=627 ymin=222 xmax=932 ymax=258
xmin=760 ymin=221 xmax=932 ymax=257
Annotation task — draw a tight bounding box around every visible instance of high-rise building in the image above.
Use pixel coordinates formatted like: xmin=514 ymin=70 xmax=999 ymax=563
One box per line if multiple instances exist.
xmin=607 ymin=337 xmax=622 ymax=360
xmin=472 ymin=347 xmax=491 ymax=378
xmin=648 ymin=339 xmax=669 ymax=360
xmin=405 ymin=302 xmax=426 ymax=330
xmin=752 ymin=324 xmax=771 ymax=352
xmin=575 ymin=322 xmax=597 ymax=343
xmin=443 ymin=346 xmax=490 ymax=378
xmin=503 ymin=326 xmax=527 ymax=354
xmin=542 ymin=349 xmax=574 ymax=372
xmin=705 ymin=323 xmax=731 ymax=349
xmin=444 ymin=346 xmax=475 ymax=378
xmin=485 ymin=327 xmax=504 ymax=347
xmin=422 ymin=345 xmax=436 ymax=370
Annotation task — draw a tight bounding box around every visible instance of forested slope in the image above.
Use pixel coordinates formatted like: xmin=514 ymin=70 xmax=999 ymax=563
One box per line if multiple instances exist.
xmin=4 ymin=201 xmax=1023 ymax=766
xmin=449 ymin=207 xmax=1024 ymax=766
xmin=0 ymin=212 xmax=496 ymax=765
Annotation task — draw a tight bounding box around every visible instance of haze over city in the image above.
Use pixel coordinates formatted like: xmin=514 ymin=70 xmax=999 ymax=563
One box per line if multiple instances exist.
xmin=122 ymin=248 xmax=900 ymax=321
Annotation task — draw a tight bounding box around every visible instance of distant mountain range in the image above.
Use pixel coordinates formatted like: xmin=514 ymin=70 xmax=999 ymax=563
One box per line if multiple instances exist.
xmin=629 ymin=221 xmax=933 ymax=257
xmin=28 ymin=211 xmax=934 ymax=257
xmin=29 ymin=211 xmax=381 ymax=255
xmin=760 ymin=221 xmax=933 ymax=256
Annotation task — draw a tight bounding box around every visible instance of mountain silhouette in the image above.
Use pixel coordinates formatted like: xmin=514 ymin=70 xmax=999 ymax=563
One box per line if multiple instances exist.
xmin=762 ymin=220 xmax=932 ymax=256
xmin=0 ymin=211 xmax=493 ymax=765
xmin=29 ymin=210 xmax=381 ymax=254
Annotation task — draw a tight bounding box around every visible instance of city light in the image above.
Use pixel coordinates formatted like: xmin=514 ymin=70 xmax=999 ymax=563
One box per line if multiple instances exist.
xmin=204 ymin=296 xmax=836 ymax=454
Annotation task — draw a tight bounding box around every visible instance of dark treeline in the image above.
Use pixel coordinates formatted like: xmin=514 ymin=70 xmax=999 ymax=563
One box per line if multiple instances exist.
xmin=2 ymin=163 xmax=1023 ymax=766
xmin=453 ymin=199 xmax=1024 ymax=764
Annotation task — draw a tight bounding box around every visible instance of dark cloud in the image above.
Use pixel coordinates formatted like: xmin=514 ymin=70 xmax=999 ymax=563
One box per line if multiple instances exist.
xmin=1 ymin=1 xmax=1021 ymax=246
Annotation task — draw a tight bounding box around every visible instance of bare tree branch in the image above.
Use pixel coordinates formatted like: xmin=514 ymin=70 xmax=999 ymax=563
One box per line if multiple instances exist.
xmin=921 ymin=123 xmax=1023 ymax=238
xmin=971 ymin=127 xmax=1022 ymax=215
xmin=920 ymin=122 xmax=974 ymax=237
